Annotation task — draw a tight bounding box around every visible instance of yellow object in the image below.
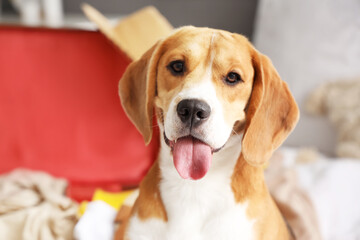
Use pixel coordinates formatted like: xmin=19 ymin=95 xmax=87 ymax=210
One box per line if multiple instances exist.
xmin=77 ymin=201 xmax=89 ymax=217
xmin=92 ymin=189 xmax=134 ymax=210
xmin=77 ymin=189 xmax=135 ymax=217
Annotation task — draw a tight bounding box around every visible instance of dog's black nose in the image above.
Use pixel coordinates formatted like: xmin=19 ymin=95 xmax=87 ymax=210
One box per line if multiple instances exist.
xmin=177 ymin=99 xmax=211 ymax=127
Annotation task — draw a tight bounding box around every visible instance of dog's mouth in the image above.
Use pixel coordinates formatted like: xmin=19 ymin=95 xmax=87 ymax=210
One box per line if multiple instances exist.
xmin=164 ymin=133 xmax=224 ymax=180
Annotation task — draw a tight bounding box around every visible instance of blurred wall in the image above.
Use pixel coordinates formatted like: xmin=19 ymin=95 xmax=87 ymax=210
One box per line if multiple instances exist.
xmin=254 ymin=0 xmax=360 ymax=156
xmin=64 ymin=0 xmax=258 ymax=39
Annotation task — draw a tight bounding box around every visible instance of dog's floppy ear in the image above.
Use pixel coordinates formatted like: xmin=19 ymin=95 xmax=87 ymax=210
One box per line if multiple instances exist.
xmin=241 ymin=50 xmax=299 ymax=166
xmin=119 ymin=42 xmax=162 ymax=145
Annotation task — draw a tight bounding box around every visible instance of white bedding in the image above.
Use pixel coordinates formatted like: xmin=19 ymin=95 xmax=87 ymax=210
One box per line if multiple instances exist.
xmin=279 ymin=148 xmax=360 ymax=240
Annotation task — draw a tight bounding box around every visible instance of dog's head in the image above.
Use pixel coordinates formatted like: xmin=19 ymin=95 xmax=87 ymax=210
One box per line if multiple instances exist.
xmin=119 ymin=26 xmax=299 ymax=180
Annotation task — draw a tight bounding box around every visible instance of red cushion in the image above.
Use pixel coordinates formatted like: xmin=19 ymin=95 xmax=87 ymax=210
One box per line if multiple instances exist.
xmin=0 ymin=26 xmax=159 ymax=201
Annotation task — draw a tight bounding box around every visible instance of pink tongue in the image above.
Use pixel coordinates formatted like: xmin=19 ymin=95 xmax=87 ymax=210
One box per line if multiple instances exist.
xmin=173 ymin=136 xmax=212 ymax=180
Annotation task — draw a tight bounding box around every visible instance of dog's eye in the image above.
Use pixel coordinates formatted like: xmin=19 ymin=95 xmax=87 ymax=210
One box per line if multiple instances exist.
xmin=225 ymin=72 xmax=242 ymax=85
xmin=168 ymin=60 xmax=185 ymax=75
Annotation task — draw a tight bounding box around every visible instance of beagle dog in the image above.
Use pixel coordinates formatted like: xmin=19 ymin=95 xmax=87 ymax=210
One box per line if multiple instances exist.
xmin=116 ymin=26 xmax=299 ymax=240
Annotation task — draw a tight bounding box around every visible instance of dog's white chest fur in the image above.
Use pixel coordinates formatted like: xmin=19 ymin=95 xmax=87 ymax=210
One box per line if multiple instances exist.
xmin=126 ymin=135 xmax=255 ymax=240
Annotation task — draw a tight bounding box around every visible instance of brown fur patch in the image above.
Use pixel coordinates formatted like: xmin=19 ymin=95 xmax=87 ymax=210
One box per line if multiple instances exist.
xmin=231 ymin=155 xmax=290 ymax=240
xmin=134 ymin=161 xmax=167 ymax=221
xmin=115 ymin=161 xmax=167 ymax=240
xmin=241 ymin=50 xmax=299 ymax=166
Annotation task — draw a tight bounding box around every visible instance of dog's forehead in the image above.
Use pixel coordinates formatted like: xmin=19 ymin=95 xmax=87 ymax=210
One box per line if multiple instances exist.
xmin=161 ymin=27 xmax=252 ymax=65
xmin=161 ymin=28 xmax=213 ymax=59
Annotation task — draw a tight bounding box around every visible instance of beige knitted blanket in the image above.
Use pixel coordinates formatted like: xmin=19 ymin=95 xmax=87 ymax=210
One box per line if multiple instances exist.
xmin=0 ymin=169 xmax=78 ymax=240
